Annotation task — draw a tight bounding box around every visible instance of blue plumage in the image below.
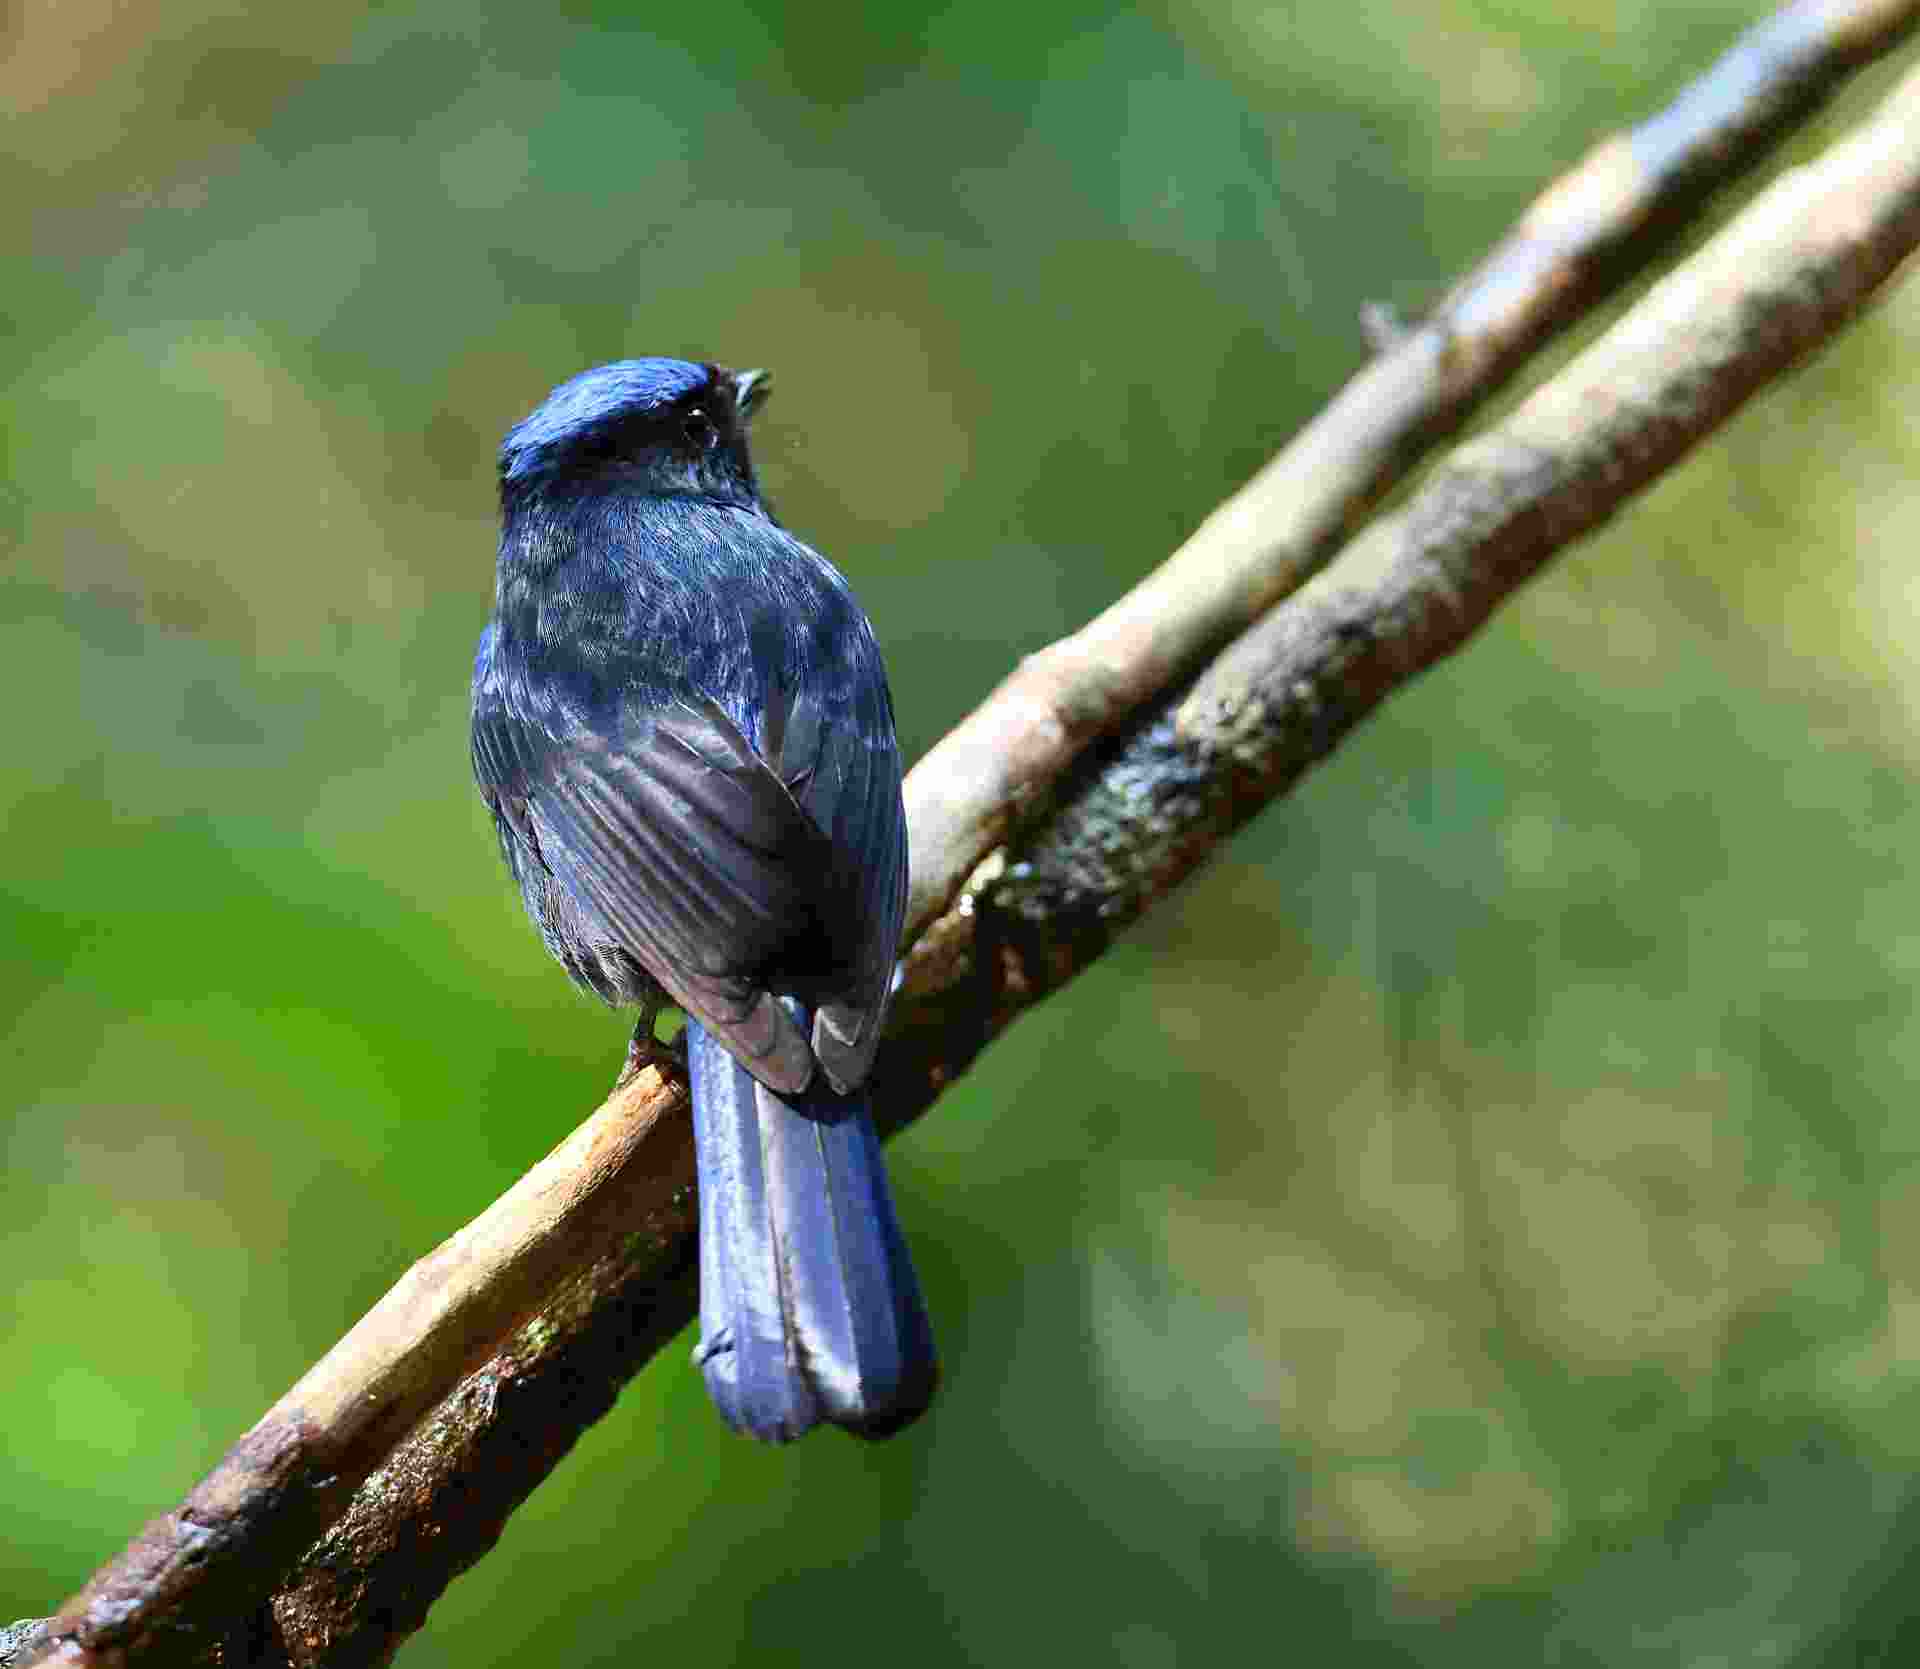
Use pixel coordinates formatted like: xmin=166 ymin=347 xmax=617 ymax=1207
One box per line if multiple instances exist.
xmin=687 ymin=1022 xmax=934 ymax=1441
xmin=472 ymin=357 xmax=935 ymax=1441
xmin=500 ymin=358 xmax=710 ymax=487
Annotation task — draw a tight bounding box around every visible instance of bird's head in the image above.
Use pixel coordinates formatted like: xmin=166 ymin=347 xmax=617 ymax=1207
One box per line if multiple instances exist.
xmin=498 ymin=357 xmax=771 ymax=510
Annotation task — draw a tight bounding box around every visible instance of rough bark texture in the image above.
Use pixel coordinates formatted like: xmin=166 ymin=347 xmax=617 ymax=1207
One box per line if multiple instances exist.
xmin=900 ymin=0 xmax=1920 ymax=939
xmin=30 ymin=1074 xmax=696 ymax=1668
xmin=915 ymin=60 xmax=1920 ymax=1089
xmin=2 ymin=1624 xmax=49 ymax=1669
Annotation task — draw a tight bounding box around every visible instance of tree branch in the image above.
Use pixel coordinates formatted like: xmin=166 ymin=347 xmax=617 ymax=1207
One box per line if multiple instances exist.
xmin=901 ymin=0 xmax=1920 ymax=939
xmin=2 ymin=1623 xmax=48 ymax=1669
xmin=989 ymin=66 xmax=1920 ymax=957
xmin=26 ymin=9 xmax=1920 ymax=1665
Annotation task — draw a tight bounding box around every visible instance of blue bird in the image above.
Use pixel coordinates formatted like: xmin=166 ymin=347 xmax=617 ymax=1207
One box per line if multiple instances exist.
xmin=471 ymin=358 xmax=936 ymax=1441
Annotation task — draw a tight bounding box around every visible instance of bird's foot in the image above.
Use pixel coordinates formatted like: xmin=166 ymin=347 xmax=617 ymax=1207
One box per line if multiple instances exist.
xmin=616 ymin=998 xmax=688 ymax=1090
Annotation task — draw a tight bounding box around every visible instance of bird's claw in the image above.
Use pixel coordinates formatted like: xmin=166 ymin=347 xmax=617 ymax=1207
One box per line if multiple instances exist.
xmin=617 ymin=999 xmax=688 ymax=1089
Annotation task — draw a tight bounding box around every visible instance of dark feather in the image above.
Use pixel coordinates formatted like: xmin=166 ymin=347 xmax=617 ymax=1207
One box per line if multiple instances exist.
xmin=688 ymin=1023 xmax=936 ymax=1442
xmin=470 ymin=358 xmax=931 ymax=1440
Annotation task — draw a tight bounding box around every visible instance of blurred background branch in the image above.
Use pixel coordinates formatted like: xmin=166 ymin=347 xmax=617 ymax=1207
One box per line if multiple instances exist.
xmin=11 ymin=2 xmax=1920 ymax=1667
xmin=23 ymin=11 xmax=1920 ymax=1665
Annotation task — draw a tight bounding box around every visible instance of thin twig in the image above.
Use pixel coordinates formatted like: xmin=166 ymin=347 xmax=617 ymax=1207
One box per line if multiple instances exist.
xmin=25 ymin=12 xmax=1920 ymax=1667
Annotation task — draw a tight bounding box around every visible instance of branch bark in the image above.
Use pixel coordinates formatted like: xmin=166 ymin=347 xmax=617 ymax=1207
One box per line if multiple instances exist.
xmin=2 ymin=1624 xmax=48 ymax=1669
xmin=901 ymin=0 xmax=1920 ymax=939
xmin=25 ymin=9 xmax=1920 ymax=1666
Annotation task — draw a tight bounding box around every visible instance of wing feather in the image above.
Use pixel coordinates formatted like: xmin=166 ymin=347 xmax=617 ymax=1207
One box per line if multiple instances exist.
xmin=471 ymin=559 xmax=907 ymax=1099
xmin=474 ymin=689 xmax=827 ymax=1092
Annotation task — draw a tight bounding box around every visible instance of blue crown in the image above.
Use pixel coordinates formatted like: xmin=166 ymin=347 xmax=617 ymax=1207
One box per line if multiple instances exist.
xmin=501 ymin=358 xmax=711 ymax=485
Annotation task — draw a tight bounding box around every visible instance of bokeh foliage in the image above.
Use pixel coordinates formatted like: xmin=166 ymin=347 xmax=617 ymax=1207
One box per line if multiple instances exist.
xmin=7 ymin=1 xmax=1920 ymax=1661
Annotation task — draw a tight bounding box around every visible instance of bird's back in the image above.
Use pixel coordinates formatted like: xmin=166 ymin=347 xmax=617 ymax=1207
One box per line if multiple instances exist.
xmin=473 ymin=355 xmax=933 ymax=1441
xmin=473 ymin=490 xmax=906 ymax=1091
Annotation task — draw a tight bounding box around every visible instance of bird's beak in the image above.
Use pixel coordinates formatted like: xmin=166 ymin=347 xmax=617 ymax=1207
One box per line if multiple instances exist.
xmin=731 ymin=367 xmax=771 ymax=419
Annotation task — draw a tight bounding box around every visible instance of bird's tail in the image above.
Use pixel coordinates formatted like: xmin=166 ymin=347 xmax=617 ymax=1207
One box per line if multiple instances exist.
xmin=686 ymin=1018 xmax=937 ymax=1442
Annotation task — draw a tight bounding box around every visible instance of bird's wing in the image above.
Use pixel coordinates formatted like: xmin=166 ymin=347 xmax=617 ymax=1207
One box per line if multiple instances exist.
xmin=472 ymin=684 xmax=826 ymax=1094
xmin=759 ymin=668 xmax=908 ymax=1094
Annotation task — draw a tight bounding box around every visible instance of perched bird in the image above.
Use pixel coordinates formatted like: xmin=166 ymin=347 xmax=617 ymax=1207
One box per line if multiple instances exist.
xmin=470 ymin=357 xmax=936 ymax=1442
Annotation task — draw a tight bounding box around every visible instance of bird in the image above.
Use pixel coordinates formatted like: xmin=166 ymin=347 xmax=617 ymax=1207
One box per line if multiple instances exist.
xmin=470 ymin=356 xmax=936 ymax=1442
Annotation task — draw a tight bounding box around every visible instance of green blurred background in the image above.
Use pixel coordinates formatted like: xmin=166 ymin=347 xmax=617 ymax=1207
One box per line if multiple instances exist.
xmin=8 ymin=1 xmax=1920 ymax=1661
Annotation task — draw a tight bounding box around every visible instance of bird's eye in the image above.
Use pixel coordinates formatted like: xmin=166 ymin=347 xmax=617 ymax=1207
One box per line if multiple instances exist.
xmin=683 ymin=407 xmax=717 ymax=451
